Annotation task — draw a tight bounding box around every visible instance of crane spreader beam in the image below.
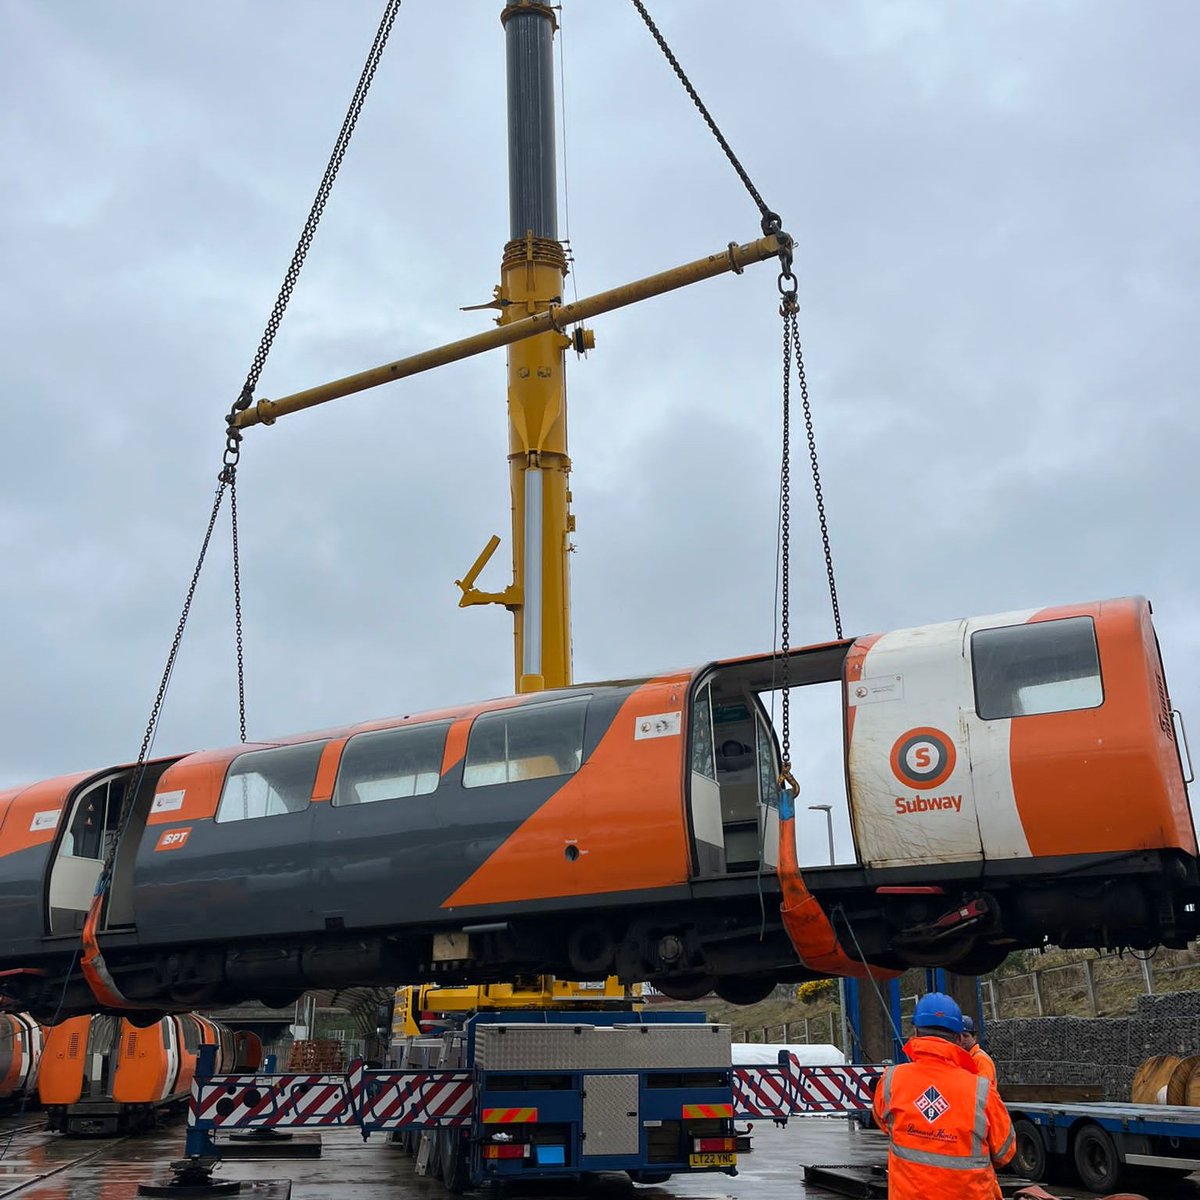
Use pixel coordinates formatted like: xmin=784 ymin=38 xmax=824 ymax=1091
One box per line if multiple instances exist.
xmin=231 ymin=231 xmax=792 ymax=431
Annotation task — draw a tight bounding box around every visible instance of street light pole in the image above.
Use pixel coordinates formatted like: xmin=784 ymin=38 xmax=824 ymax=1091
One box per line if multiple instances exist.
xmin=808 ymin=803 xmax=850 ymax=1061
xmin=808 ymin=804 xmax=835 ymax=865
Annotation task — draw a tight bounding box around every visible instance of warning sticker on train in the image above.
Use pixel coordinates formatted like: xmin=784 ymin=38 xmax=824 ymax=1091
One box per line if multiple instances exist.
xmin=889 ymin=727 xmax=957 ymax=791
xmin=634 ymin=712 xmax=681 ymax=740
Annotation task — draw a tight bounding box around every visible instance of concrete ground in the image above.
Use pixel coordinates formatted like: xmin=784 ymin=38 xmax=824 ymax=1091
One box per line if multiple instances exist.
xmin=0 ymin=1114 xmax=1195 ymax=1199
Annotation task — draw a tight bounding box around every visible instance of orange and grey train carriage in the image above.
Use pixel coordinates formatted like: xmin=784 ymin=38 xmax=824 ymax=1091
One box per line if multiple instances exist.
xmin=0 ymin=595 xmax=1193 ymax=1019
xmin=39 ymin=1013 xmax=232 ymax=1134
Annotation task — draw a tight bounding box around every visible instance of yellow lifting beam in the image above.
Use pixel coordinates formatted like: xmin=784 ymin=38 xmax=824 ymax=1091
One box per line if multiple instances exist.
xmin=230 ymin=234 xmax=790 ymax=433
xmin=232 ymin=230 xmax=790 ymax=693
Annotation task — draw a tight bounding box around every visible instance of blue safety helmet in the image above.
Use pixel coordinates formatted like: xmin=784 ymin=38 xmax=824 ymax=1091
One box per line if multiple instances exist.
xmin=961 ymin=1014 xmax=976 ymax=1035
xmin=912 ymin=992 xmax=964 ymax=1034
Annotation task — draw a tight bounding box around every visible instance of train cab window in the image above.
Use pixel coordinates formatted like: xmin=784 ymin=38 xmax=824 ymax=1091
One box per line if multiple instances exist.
xmin=462 ymin=699 xmax=587 ymax=788
xmin=333 ymin=723 xmax=449 ymax=805
xmin=972 ymin=616 xmax=1104 ymax=720
xmin=215 ymin=742 xmax=325 ymax=822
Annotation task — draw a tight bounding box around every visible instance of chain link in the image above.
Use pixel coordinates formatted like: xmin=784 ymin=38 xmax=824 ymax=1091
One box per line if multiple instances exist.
xmin=776 ymin=272 xmax=843 ymax=788
xmin=779 ymin=305 xmax=794 ymax=778
xmin=630 ymin=0 xmax=780 ymax=236
xmin=225 ymin=0 xmax=404 ymax=451
xmin=98 ymin=0 xmax=406 ymax=899
xmin=789 ymin=306 xmax=842 ymax=641
xmin=101 ymin=480 xmax=230 ymax=883
xmin=229 ymin=474 xmax=247 ymax=744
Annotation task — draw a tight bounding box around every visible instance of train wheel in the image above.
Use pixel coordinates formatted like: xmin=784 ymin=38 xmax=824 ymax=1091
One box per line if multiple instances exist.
xmin=1072 ymin=1123 xmax=1121 ymax=1193
xmin=567 ymin=921 xmax=615 ymax=975
xmin=714 ymin=975 xmax=775 ymax=1006
xmin=1012 ymin=1118 xmax=1047 ymax=1181
xmin=653 ymin=974 xmax=715 ymax=1002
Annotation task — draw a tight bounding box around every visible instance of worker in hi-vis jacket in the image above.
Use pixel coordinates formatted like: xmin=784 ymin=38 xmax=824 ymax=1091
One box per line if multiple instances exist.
xmin=871 ymin=992 xmax=1015 ymax=1199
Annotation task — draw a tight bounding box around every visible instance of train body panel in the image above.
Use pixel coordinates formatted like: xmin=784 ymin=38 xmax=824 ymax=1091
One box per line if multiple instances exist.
xmin=847 ymin=597 xmax=1195 ymax=869
xmin=0 ymin=773 xmax=91 ymax=958
xmin=42 ymin=1012 xmax=232 ymax=1133
xmin=0 ymin=595 xmax=1192 ymax=1017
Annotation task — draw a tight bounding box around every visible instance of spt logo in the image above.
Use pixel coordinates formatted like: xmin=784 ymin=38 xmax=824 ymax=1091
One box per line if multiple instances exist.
xmin=889 ymin=727 xmax=957 ymax=790
xmin=154 ymin=827 xmax=192 ymax=852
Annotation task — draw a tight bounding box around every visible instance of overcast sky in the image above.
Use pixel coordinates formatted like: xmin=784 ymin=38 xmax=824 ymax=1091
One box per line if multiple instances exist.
xmin=2 ymin=1 xmax=1197 ymax=861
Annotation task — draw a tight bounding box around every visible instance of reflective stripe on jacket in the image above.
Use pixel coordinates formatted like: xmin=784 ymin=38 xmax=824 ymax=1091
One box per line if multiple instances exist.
xmin=871 ymin=1036 xmax=1015 ymax=1200
xmin=970 ymin=1042 xmax=998 ymax=1087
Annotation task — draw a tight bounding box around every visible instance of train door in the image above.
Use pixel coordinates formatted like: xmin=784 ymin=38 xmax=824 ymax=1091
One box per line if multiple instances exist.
xmin=47 ymin=773 xmax=124 ymax=934
xmin=845 ymin=617 xmax=984 ymax=869
xmin=688 ymin=644 xmax=853 ymax=877
xmin=46 ymin=762 xmax=176 ymax=934
xmin=86 ymin=1015 xmax=118 ymax=1100
xmin=689 ymin=681 xmax=781 ymax=874
xmin=162 ymin=1016 xmax=183 ymax=1099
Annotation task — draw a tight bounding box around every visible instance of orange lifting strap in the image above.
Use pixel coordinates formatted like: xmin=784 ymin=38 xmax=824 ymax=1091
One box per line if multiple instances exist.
xmin=776 ymin=790 xmax=896 ymax=981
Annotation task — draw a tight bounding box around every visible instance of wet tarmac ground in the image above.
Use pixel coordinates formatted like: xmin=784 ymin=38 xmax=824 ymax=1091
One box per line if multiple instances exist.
xmin=0 ymin=1113 xmax=1194 ymax=1200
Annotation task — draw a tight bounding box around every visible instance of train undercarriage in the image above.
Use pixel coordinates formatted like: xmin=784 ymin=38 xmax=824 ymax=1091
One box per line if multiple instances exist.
xmin=11 ymin=846 xmax=1197 ymax=1024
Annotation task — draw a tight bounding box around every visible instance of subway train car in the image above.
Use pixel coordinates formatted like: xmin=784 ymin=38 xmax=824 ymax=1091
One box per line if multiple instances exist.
xmin=0 ymin=1013 xmax=43 ymax=1108
xmin=0 ymin=596 xmax=1193 ymax=1019
xmin=39 ymin=1013 xmax=231 ymax=1134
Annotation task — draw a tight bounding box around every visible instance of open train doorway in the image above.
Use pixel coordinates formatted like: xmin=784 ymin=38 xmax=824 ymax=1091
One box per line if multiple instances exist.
xmin=688 ymin=641 xmax=853 ymax=878
xmin=47 ymin=761 xmax=176 ymax=935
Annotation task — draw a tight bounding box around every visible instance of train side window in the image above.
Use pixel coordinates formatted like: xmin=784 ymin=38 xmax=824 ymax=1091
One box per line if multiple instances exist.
xmin=180 ymin=1018 xmax=199 ymax=1053
xmin=462 ymin=699 xmax=587 ymax=788
xmin=691 ymin=687 xmax=716 ymax=781
xmin=972 ymin=616 xmax=1104 ymax=720
xmin=333 ymin=723 xmax=449 ymax=806
xmin=215 ymin=742 xmax=325 ymax=822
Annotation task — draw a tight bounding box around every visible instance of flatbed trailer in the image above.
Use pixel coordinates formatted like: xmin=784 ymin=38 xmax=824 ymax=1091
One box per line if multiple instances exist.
xmin=1009 ymin=1099 xmax=1200 ymax=1193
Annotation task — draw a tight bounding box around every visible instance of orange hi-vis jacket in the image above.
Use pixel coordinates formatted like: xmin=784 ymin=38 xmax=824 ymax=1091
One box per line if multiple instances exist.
xmin=872 ymin=1036 xmax=1015 ymax=1200
xmin=970 ymin=1042 xmax=998 ymax=1087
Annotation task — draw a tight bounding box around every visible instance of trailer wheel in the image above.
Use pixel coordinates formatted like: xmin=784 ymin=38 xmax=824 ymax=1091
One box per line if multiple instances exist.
xmin=440 ymin=1129 xmax=471 ymax=1194
xmin=1012 ymin=1118 xmax=1047 ymax=1181
xmin=1073 ymin=1123 xmax=1121 ymax=1193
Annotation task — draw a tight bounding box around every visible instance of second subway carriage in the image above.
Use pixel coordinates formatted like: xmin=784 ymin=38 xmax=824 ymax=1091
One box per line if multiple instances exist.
xmin=0 ymin=595 xmax=1194 ymax=1018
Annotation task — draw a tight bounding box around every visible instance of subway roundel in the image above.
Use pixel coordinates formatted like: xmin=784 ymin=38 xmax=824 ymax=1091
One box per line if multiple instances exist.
xmin=0 ymin=595 xmax=1192 ymax=1020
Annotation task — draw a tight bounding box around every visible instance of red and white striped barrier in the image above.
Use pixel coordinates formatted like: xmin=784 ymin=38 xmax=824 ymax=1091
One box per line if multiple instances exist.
xmin=732 ymin=1064 xmax=882 ymax=1118
xmin=354 ymin=1065 xmax=474 ymax=1129
xmin=190 ymin=1062 xmax=478 ymax=1133
xmin=792 ymin=1065 xmax=881 ymax=1113
xmin=192 ymin=1072 xmax=351 ymax=1128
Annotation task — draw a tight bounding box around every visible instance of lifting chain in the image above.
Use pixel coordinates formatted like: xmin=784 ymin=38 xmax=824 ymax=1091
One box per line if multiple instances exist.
xmin=629 ymin=0 xmax=781 ymax=237
xmin=776 ymin=266 xmax=842 ymax=793
xmin=102 ymin=0 xmax=405 ymax=866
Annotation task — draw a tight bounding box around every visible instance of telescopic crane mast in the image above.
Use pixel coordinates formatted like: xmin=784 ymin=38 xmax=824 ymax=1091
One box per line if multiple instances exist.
xmin=487 ymin=1 xmax=571 ymax=693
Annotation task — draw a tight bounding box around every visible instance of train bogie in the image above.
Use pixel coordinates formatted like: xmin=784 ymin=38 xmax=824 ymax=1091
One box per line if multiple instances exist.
xmin=0 ymin=595 xmax=1193 ymax=1018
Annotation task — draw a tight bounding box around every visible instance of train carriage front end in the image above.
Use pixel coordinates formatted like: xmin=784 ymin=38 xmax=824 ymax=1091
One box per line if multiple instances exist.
xmin=843 ymin=596 xmax=1199 ymax=966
